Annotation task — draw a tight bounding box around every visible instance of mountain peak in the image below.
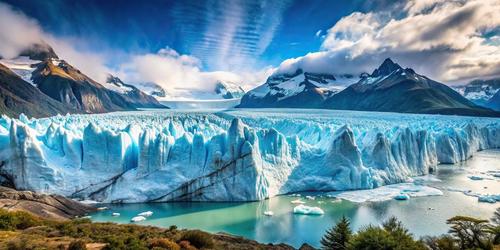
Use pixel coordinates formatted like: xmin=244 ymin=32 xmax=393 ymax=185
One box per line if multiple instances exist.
xmin=371 ymin=58 xmax=402 ymax=77
xmin=19 ymin=42 xmax=58 ymax=61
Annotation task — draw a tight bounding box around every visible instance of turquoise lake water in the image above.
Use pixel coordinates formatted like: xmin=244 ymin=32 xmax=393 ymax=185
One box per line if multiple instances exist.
xmin=91 ymin=150 xmax=500 ymax=248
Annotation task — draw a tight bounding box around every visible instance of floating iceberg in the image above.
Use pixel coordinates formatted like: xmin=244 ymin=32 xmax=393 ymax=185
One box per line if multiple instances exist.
xmin=112 ymin=213 xmax=120 ymax=217
xmin=263 ymin=211 xmax=274 ymax=216
xmin=131 ymin=216 xmax=146 ymax=222
xmin=468 ymin=176 xmax=484 ymax=180
xmin=328 ymin=183 xmax=443 ymax=203
xmin=138 ymin=211 xmax=153 ymax=217
xmin=478 ymin=195 xmax=500 ymax=203
xmin=293 ymin=205 xmax=325 ymax=215
xmin=0 ymin=109 xmax=498 ymax=203
xmin=394 ymin=194 xmax=410 ymax=200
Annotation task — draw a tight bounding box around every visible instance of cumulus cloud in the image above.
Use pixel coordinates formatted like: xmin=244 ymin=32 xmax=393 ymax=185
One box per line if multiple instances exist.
xmin=0 ymin=2 xmax=271 ymax=99
xmin=116 ymin=48 xmax=273 ymax=97
xmin=0 ymin=2 xmax=111 ymax=82
xmin=0 ymin=3 xmax=44 ymax=59
xmin=275 ymin=0 xmax=500 ymax=84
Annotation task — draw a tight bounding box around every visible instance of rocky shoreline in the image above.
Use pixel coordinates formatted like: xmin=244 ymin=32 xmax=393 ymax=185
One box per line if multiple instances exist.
xmin=0 ymin=186 xmax=96 ymax=220
xmin=0 ymin=186 xmax=316 ymax=249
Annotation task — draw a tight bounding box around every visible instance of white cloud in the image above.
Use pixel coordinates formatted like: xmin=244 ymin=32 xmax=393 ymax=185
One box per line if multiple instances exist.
xmin=0 ymin=3 xmax=44 ymax=59
xmin=116 ymin=48 xmax=274 ymax=97
xmin=0 ymin=2 xmax=270 ymax=99
xmin=315 ymin=30 xmax=322 ymax=37
xmin=275 ymin=0 xmax=500 ymax=84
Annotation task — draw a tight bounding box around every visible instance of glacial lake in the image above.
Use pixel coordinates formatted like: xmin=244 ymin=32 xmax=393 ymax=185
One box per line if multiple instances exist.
xmin=91 ymin=150 xmax=500 ymax=248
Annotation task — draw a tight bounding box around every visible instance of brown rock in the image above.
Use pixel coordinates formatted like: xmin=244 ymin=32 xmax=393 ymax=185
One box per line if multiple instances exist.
xmin=0 ymin=186 xmax=96 ymax=220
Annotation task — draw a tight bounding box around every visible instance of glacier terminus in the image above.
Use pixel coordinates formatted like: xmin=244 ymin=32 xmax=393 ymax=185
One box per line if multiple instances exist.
xmin=0 ymin=109 xmax=498 ymax=203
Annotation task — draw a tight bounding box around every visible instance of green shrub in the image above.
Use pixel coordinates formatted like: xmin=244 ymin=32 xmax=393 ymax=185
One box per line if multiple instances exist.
xmin=0 ymin=209 xmax=42 ymax=230
xmin=180 ymin=230 xmax=214 ymax=249
xmin=68 ymin=240 xmax=87 ymax=250
xmin=321 ymin=216 xmax=352 ymax=250
xmin=447 ymin=216 xmax=493 ymax=250
xmin=423 ymin=235 xmax=459 ymax=250
xmin=178 ymin=240 xmax=197 ymax=250
xmin=149 ymin=238 xmax=180 ymax=250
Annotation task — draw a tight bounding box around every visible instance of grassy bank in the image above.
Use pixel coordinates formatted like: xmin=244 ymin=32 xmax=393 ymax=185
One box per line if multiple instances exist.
xmin=0 ymin=209 xmax=293 ymax=250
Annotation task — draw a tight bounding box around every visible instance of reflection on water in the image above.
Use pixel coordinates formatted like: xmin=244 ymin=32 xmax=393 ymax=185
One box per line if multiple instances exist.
xmin=91 ymin=150 xmax=500 ymax=248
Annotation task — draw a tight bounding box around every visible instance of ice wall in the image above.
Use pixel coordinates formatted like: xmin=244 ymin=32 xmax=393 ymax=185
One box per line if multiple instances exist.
xmin=0 ymin=110 xmax=498 ymax=202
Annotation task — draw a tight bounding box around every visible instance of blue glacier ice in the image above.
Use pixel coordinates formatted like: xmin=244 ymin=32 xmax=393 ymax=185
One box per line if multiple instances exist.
xmin=0 ymin=109 xmax=498 ymax=203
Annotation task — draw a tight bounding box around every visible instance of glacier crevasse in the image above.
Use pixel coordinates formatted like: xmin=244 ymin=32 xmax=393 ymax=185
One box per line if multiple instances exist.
xmin=0 ymin=110 xmax=498 ymax=202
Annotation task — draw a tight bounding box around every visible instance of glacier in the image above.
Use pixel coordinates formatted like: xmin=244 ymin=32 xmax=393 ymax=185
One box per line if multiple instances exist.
xmin=0 ymin=109 xmax=498 ymax=203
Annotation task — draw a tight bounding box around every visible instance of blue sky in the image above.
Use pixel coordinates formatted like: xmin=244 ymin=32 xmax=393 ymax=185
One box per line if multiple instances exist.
xmin=0 ymin=0 xmax=499 ymax=93
xmin=2 ymin=0 xmax=374 ymax=71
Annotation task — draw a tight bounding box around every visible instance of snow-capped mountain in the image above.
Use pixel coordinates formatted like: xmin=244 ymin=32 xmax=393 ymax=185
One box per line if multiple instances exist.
xmin=324 ymin=58 xmax=498 ymax=117
xmin=453 ymin=78 xmax=500 ymax=106
xmin=238 ymin=69 xmax=357 ymax=108
xmin=142 ymin=80 xmax=245 ymax=101
xmin=486 ymin=90 xmax=500 ymax=111
xmin=214 ymin=80 xmax=245 ymax=99
xmin=0 ymin=42 xmax=164 ymax=117
xmin=104 ymin=74 xmax=164 ymax=109
xmin=0 ymin=56 xmax=40 ymax=85
xmin=0 ymin=62 xmax=75 ymax=118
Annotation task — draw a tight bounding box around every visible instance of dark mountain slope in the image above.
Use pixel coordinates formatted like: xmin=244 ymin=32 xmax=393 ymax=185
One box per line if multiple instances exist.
xmin=32 ymin=59 xmax=165 ymax=113
xmin=105 ymin=74 xmax=164 ymax=109
xmin=324 ymin=58 xmax=498 ymax=117
xmin=0 ymin=63 xmax=75 ymax=118
xmin=238 ymin=69 xmax=351 ymax=108
xmin=486 ymin=90 xmax=500 ymax=111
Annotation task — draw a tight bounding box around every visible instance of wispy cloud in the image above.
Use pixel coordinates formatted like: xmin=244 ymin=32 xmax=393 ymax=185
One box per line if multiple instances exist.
xmin=171 ymin=0 xmax=291 ymax=72
xmin=0 ymin=2 xmax=273 ymax=97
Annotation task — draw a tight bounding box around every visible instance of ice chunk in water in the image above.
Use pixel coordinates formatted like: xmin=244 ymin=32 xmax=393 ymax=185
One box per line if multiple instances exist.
xmin=293 ymin=205 xmax=324 ymax=215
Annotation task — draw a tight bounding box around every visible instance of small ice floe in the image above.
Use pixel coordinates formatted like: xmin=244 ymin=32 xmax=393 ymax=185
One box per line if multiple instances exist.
xmin=81 ymin=215 xmax=92 ymax=219
xmin=131 ymin=216 xmax=146 ymax=222
xmin=305 ymin=195 xmax=315 ymax=200
xmin=330 ymin=198 xmax=342 ymax=203
xmin=478 ymin=195 xmax=500 ymax=204
xmin=138 ymin=211 xmax=153 ymax=217
xmin=263 ymin=211 xmax=274 ymax=216
xmin=289 ymin=193 xmax=301 ymax=197
xmin=468 ymin=176 xmax=484 ymax=181
xmin=291 ymin=199 xmax=306 ymax=204
xmin=394 ymin=194 xmax=410 ymax=201
xmin=327 ymin=183 xmax=442 ymax=203
xmin=317 ymin=201 xmax=325 ymax=204
xmin=97 ymin=207 xmax=108 ymax=211
xmin=112 ymin=213 xmax=120 ymax=217
xmin=293 ymin=205 xmax=324 ymax=215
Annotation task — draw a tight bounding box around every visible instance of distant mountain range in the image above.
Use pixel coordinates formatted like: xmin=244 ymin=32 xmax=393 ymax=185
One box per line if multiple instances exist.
xmin=453 ymin=78 xmax=500 ymax=111
xmin=238 ymin=69 xmax=356 ymax=108
xmin=0 ymin=42 xmax=164 ymax=118
xmin=486 ymin=90 xmax=500 ymax=111
xmin=239 ymin=58 xmax=498 ymax=117
xmin=1 ymin=42 xmax=498 ymax=118
xmin=147 ymin=80 xmax=245 ymax=101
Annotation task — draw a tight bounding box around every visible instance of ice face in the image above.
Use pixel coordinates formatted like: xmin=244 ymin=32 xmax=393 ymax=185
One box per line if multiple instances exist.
xmin=0 ymin=109 xmax=498 ymax=203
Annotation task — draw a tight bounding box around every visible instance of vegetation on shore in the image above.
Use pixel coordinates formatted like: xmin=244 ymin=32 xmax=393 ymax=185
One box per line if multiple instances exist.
xmin=321 ymin=208 xmax=500 ymax=250
xmin=1 ymin=207 xmax=499 ymax=249
xmin=0 ymin=209 xmax=278 ymax=250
